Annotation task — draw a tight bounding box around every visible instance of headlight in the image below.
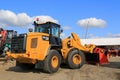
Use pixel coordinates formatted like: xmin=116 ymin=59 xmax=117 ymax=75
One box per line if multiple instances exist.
xmin=42 ymin=36 xmax=49 ymax=41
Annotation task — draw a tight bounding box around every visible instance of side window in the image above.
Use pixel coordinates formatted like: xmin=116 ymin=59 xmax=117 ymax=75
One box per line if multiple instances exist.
xmin=7 ymin=32 xmax=13 ymax=39
xmin=52 ymin=25 xmax=59 ymax=37
xmin=31 ymin=38 xmax=38 ymax=48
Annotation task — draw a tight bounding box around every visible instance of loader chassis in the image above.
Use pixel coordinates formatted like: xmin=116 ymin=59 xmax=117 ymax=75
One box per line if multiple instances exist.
xmin=7 ymin=21 xmax=89 ymax=73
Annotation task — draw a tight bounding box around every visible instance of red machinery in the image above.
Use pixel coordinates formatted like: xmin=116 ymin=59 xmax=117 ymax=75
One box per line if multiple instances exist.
xmin=85 ymin=47 xmax=119 ymax=65
xmin=0 ymin=28 xmax=7 ymax=47
xmin=107 ymin=49 xmax=118 ymax=58
xmin=0 ymin=28 xmax=17 ymax=57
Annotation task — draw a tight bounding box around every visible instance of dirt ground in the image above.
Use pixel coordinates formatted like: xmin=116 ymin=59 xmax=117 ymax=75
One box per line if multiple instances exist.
xmin=0 ymin=57 xmax=120 ymax=80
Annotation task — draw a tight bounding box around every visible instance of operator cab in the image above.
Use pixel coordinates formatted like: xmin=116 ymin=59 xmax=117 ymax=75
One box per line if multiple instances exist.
xmin=34 ymin=21 xmax=62 ymax=48
xmin=7 ymin=30 xmax=17 ymax=39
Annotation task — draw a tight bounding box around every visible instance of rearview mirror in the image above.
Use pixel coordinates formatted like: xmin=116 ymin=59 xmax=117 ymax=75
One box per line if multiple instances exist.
xmin=60 ymin=29 xmax=63 ymax=33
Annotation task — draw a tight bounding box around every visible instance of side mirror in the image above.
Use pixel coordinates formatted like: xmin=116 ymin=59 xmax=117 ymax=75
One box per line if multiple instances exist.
xmin=0 ymin=34 xmax=2 ymax=38
xmin=28 ymin=28 xmax=33 ymax=32
xmin=60 ymin=29 xmax=63 ymax=33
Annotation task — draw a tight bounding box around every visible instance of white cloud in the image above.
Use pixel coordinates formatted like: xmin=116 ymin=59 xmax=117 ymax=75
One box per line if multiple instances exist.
xmin=77 ymin=17 xmax=106 ymax=28
xmin=107 ymin=33 xmax=120 ymax=37
xmin=0 ymin=10 xmax=58 ymax=27
xmin=0 ymin=10 xmax=32 ymax=27
xmin=89 ymin=34 xmax=101 ymax=39
xmin=88 ymin=33 xmax=120 ymax=38
xmin=62 ymin=26 xmax=71 ymax=30
xmin=33 ymin=16 xmax=58 ymax=24
xmin=81 ymin=33 xmax=101 ymax=39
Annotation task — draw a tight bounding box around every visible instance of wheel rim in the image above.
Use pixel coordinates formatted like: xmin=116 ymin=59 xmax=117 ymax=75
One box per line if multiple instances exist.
xmin=72 ymin=54 xmax=81 ymax=65
xmin=51 ymin=56 xmax=58 ymax=68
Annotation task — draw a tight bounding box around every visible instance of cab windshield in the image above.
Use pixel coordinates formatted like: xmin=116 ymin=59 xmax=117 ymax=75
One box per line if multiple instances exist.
xmin=7 ymin=31 xmax=17 ymax=39
xmin=34 ymin=22 xmax=60 ymax=37
xmin=35 ymin=24 xmax=50 ymax=34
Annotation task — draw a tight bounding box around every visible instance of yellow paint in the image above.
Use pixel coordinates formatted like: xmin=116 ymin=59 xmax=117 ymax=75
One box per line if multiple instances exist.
xmin=61 ymin=32 xmax=96 ymax=61
xmin=6 ymin=32 xmax=96 ymax=64
xmin=7 ymin=32 xmax=50 ymax=63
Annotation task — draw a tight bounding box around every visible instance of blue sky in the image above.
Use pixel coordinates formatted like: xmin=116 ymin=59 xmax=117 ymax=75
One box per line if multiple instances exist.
xmin=0 ymin=0 xmax=120 ymax=38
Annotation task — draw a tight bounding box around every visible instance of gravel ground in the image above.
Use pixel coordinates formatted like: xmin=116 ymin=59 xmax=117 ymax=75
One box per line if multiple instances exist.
xmin=0 ymin=57 xmax=120 ymax=80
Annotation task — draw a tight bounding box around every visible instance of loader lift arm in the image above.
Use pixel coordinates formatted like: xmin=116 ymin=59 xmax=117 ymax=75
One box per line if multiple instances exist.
xmin=61 ymin=32 xmax=96 ymax=58
xmin=70 ymin=32 xmax=96 ymax=53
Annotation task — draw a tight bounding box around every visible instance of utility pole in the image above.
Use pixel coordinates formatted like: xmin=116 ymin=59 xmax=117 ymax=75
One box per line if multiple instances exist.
xmin=85 ymin=21 xmax=89 ymax=39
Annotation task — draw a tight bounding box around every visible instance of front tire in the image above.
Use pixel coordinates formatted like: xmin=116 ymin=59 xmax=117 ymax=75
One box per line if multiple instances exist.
xmin=67 ymin=49 xmax=85 ymax=69
xmin=43 ymin=50 xmax=61 ymax=73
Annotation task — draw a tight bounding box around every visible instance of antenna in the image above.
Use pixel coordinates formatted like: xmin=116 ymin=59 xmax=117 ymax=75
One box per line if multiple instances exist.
xmin=85 ymin=21 xmax=89 ymax=39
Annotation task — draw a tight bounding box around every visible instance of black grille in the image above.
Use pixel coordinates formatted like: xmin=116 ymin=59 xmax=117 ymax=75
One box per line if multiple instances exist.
xmin=11 ymin=34 xmax=27 ymax=53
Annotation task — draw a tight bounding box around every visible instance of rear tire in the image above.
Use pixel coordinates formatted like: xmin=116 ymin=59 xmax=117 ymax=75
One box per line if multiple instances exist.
xmin=43 ymin=50 xmax=61 ymax=73
xmin=16 ymin=61 xmax=35 ymax=70
xmin=67 ymin=49 xmax=85 ymax=69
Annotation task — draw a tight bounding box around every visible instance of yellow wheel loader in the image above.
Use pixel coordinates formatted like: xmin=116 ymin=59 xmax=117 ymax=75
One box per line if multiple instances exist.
xmin=7 ymin=19 xmax=95 ymax=73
